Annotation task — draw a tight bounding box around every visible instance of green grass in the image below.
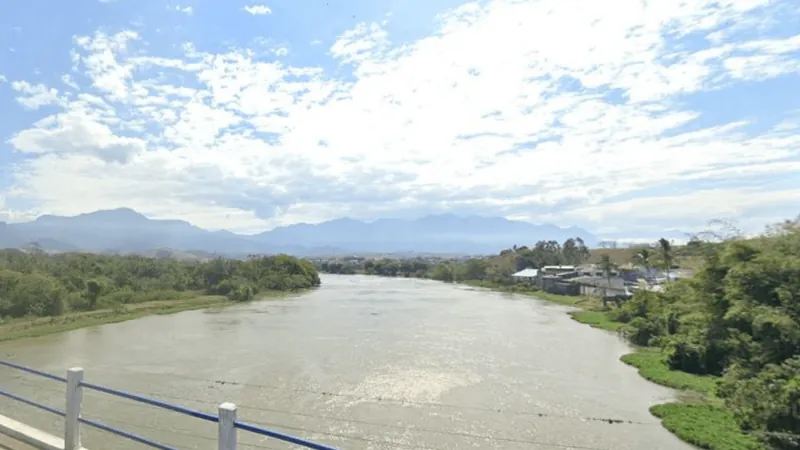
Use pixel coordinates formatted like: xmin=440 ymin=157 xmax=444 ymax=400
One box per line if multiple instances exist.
xmin=620 ymin=349 xmax=720 ymax=395
xmin=650 ymin=403 xmax=766 ymax=450
xmin=528 ymin=291 xmax=584 ymax=306
xmin=570 ymin=310 xmax=623 ymax=331
xmin=617 ymin=349 xmax=762 ymax=449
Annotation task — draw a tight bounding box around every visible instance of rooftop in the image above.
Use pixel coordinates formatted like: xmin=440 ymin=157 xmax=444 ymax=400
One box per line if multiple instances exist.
xmin=511 ymin=268 xmax=539 ymax=278
xmin=542 ymin=265 xmax=575 ymax=271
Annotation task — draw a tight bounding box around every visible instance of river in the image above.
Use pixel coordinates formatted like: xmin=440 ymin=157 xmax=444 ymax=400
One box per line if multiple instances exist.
xmin=0 ymin=275 xmax=693 ymax=450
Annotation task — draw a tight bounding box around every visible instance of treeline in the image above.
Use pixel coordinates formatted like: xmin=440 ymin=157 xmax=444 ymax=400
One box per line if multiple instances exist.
xmin=315 ymin=236 xmax=591 ymax=283
xmin=610 ymin=222 xmax=799 ymax=448
xmin=498 ymin=237 xmax=590 ymax=270
xmin=0 ymin=250 xmax=320 ymax=319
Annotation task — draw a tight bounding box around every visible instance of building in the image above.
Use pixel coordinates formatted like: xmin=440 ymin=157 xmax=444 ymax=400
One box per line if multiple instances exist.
xmin=569 ymin=275 xmax=632 ymax=300
xmin=511 ymin=268 xmax=539 ymax=283
xmin=540 ymin=274 xmax=580 ymax=295
xmin=541 ymin=265 xmax=577 ymax=275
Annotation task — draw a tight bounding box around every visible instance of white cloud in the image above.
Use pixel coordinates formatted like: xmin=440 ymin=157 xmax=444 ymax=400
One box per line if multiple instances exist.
xmin=329 ymin=23 xmax=389 ymax=64
xmin=61 ymin=74 xmax=80 ymax=90
xmin=243 ymin=5 xmax=271 ymax=15
xmin=174 ymin=5 xmax=193 ymax=15
xmin=9 ymin=112 xmax=145 ymax=163
xmin=10 ymin=81 xmax=65 ymax=110
xmin=3 ymin=0 xmax=800 ymax=235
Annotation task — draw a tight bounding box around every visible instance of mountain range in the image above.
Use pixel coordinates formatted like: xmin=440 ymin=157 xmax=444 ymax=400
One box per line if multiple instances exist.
xmin=0 ymin=208 xmax=598 ymax=257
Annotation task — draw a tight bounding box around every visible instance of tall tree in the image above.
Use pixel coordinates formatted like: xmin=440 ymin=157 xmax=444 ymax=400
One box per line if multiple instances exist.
xmin=631 ymin=248 xmax=654 ymax=279
xmin=598 ymin=254 xmax=616 ymax=298
xmin=657 ymin=238 xmax=673 ymax=282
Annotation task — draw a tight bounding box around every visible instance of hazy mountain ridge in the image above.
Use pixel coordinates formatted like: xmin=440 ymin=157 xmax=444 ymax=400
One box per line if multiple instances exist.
xmin=0 ymin=208 xmax=598 ymax=256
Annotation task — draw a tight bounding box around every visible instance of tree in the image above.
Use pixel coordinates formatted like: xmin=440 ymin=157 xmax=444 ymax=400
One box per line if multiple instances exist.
xmin=631 ymin=248 xmax=654 ymax=280
xmin=430 ymin=263 xmax=455 ymax=283
xmin=616 ymin=219 xmax=800 ymax=446
xmin=460 ymin=259 xmax=487 ymax=281
xmin=657 ymin=238 xmax=673 ymax=282
xmin=598 ymin=254 xmax=616 ymax=300
xmin=0 ymin=250 xmax=321 ymax=319
xmin=562 ymin=238 xmax=586 ymax=265
xmin=86 ymin=279 xmax=105 ymax=309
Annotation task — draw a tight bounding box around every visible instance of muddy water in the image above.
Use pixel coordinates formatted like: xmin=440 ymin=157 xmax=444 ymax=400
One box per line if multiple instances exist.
xmin=0 ymin=275 xmax=692 ymax=450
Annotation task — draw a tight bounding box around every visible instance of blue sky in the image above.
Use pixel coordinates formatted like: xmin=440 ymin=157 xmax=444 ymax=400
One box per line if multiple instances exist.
xmin=0 ymin=0 xmax=799 ymax=241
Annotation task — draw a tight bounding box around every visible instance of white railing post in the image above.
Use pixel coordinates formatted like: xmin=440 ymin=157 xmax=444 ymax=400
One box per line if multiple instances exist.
xmin=65 ymin=367 xmax=84 ymax=450
xmin=218 ymin=402 xmax=237 ymax=450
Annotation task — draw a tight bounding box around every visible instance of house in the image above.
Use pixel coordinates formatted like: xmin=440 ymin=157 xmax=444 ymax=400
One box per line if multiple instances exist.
xmin=540 ymin=274 xmax=580 ymax=295
xmin=511 ymin=268 xmax=539 ymax=284
xmin=541 ymin=265 xmax=576 ymax=275
xmin=576 ymin=263 xmax=621 ymax=278
xmin=569 ymin=275 xmax=633 ymax=300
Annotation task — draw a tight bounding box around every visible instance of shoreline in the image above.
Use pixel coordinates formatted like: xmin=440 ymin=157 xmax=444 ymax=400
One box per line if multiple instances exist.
xmin=0 ymin=290 xmax=310 ymax=343
xmin=2 ymin=276 xmax=761 ymax=449
xmin=463 ymin=280 xmax=763 ymax=450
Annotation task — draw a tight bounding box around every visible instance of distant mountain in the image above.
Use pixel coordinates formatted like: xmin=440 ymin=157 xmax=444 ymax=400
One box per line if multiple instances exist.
xmin=1 ymin=208 xmax=598 ymax=256
xmin=254 ymin=213 xmax=597 ymax=254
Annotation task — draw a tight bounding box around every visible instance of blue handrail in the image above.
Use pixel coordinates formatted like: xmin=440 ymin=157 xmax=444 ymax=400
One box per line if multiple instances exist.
xmin=79 ymin=380 xmax=219 ymax=423
xmin=78 ymin=417 xmax=179 ymax=450
xmin=236 ymin=420 xmax=339 ymax=450
xmin=0 ymin=360 xmax=340 ymax=449
xmin=0 ymin=389 xmax=65 ymax=417
xmin=0 ymin=361 xmax=68 ymax=383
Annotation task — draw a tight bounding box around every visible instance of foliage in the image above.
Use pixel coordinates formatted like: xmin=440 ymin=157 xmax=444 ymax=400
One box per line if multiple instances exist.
xmin=569 ymin=310 xmax=623 ymax=331
xmin=620 ymin=349 xmax=719 ymax=395
xmin=614 ymin=221 xmax=800 ymax=446
xmin=0 ymin=250 xmax=320 ymax=319
xmin=650 ymin=403 xmax=766 ymax=450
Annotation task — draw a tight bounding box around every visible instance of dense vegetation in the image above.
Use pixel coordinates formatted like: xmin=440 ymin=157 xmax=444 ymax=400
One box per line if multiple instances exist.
xmin=608 ymin=222 xmax=800 ymax=449
xmin=0 ymin=250 xmax=320 ymax=319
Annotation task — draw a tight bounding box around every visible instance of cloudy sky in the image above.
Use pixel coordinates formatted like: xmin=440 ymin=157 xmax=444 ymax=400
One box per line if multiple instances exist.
xmin=0 ymin=0 xmax=798 ymax=240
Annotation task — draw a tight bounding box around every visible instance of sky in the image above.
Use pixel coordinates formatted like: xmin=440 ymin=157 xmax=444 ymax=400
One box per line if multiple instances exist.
xmin=0 ymin=0 xmax=799 ymax=241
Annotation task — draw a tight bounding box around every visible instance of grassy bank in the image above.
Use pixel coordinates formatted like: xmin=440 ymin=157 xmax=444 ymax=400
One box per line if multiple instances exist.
xmin=0 ymin=295 xmax=229 ymax=342
xmin=0 ymin=289 xmax=307 ymax=342
xmin=468 ymin=283 xmax=763 ymax=450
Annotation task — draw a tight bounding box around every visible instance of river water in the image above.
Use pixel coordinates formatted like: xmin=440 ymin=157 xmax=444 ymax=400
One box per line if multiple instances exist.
xmin=0 ymin=275 xmax=692 ymax=450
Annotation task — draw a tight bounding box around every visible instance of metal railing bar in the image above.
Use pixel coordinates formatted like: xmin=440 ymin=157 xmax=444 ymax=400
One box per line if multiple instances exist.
xmin=78 ymin=381 xmax=219 ymax=423
xmin=235 ymin=420 xmax=339 ymax=450
xmin=78 ymin=417 xmax=179 ymax=450
xmin=0 ymin=389 xmax=65 ymax=417
xmin=0 ymin=361 xmax=67 ymax=383
xmin=1 ymin=361 xmax=339 ymax=449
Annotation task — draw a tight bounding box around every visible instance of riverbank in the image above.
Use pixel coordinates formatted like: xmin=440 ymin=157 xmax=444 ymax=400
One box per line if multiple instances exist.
xmin=465 ymin=281 xmax=764 ymax=450
xmin=0 ymin=290 xmax=307 ymax=342
xmin=0 ymin=295 xmax=229 ymax=342
xmin=461 ymin=280 xmax=624 ymax=331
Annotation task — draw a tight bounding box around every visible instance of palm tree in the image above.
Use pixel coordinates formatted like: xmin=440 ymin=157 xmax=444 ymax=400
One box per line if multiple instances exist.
xmin=657 ymin=238 xmax=673 ymax=282
xmin=598 ymin=254 xmax=616 ymax=299
xmin=631 ymin=248 xmax=654 ymax=281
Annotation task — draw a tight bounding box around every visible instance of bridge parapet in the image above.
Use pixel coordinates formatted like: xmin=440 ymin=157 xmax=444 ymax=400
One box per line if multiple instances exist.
xmin=0 ymin=361 xmax=338 ymax=450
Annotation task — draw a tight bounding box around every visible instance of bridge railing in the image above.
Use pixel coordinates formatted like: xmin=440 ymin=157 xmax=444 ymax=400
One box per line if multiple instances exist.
xmin=0 ymin=360 xmax=339 ymax=450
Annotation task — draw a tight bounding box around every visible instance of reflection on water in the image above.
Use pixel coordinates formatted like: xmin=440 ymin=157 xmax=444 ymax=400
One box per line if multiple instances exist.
xmin=0 ymin=275 xmax=692 ymax=449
